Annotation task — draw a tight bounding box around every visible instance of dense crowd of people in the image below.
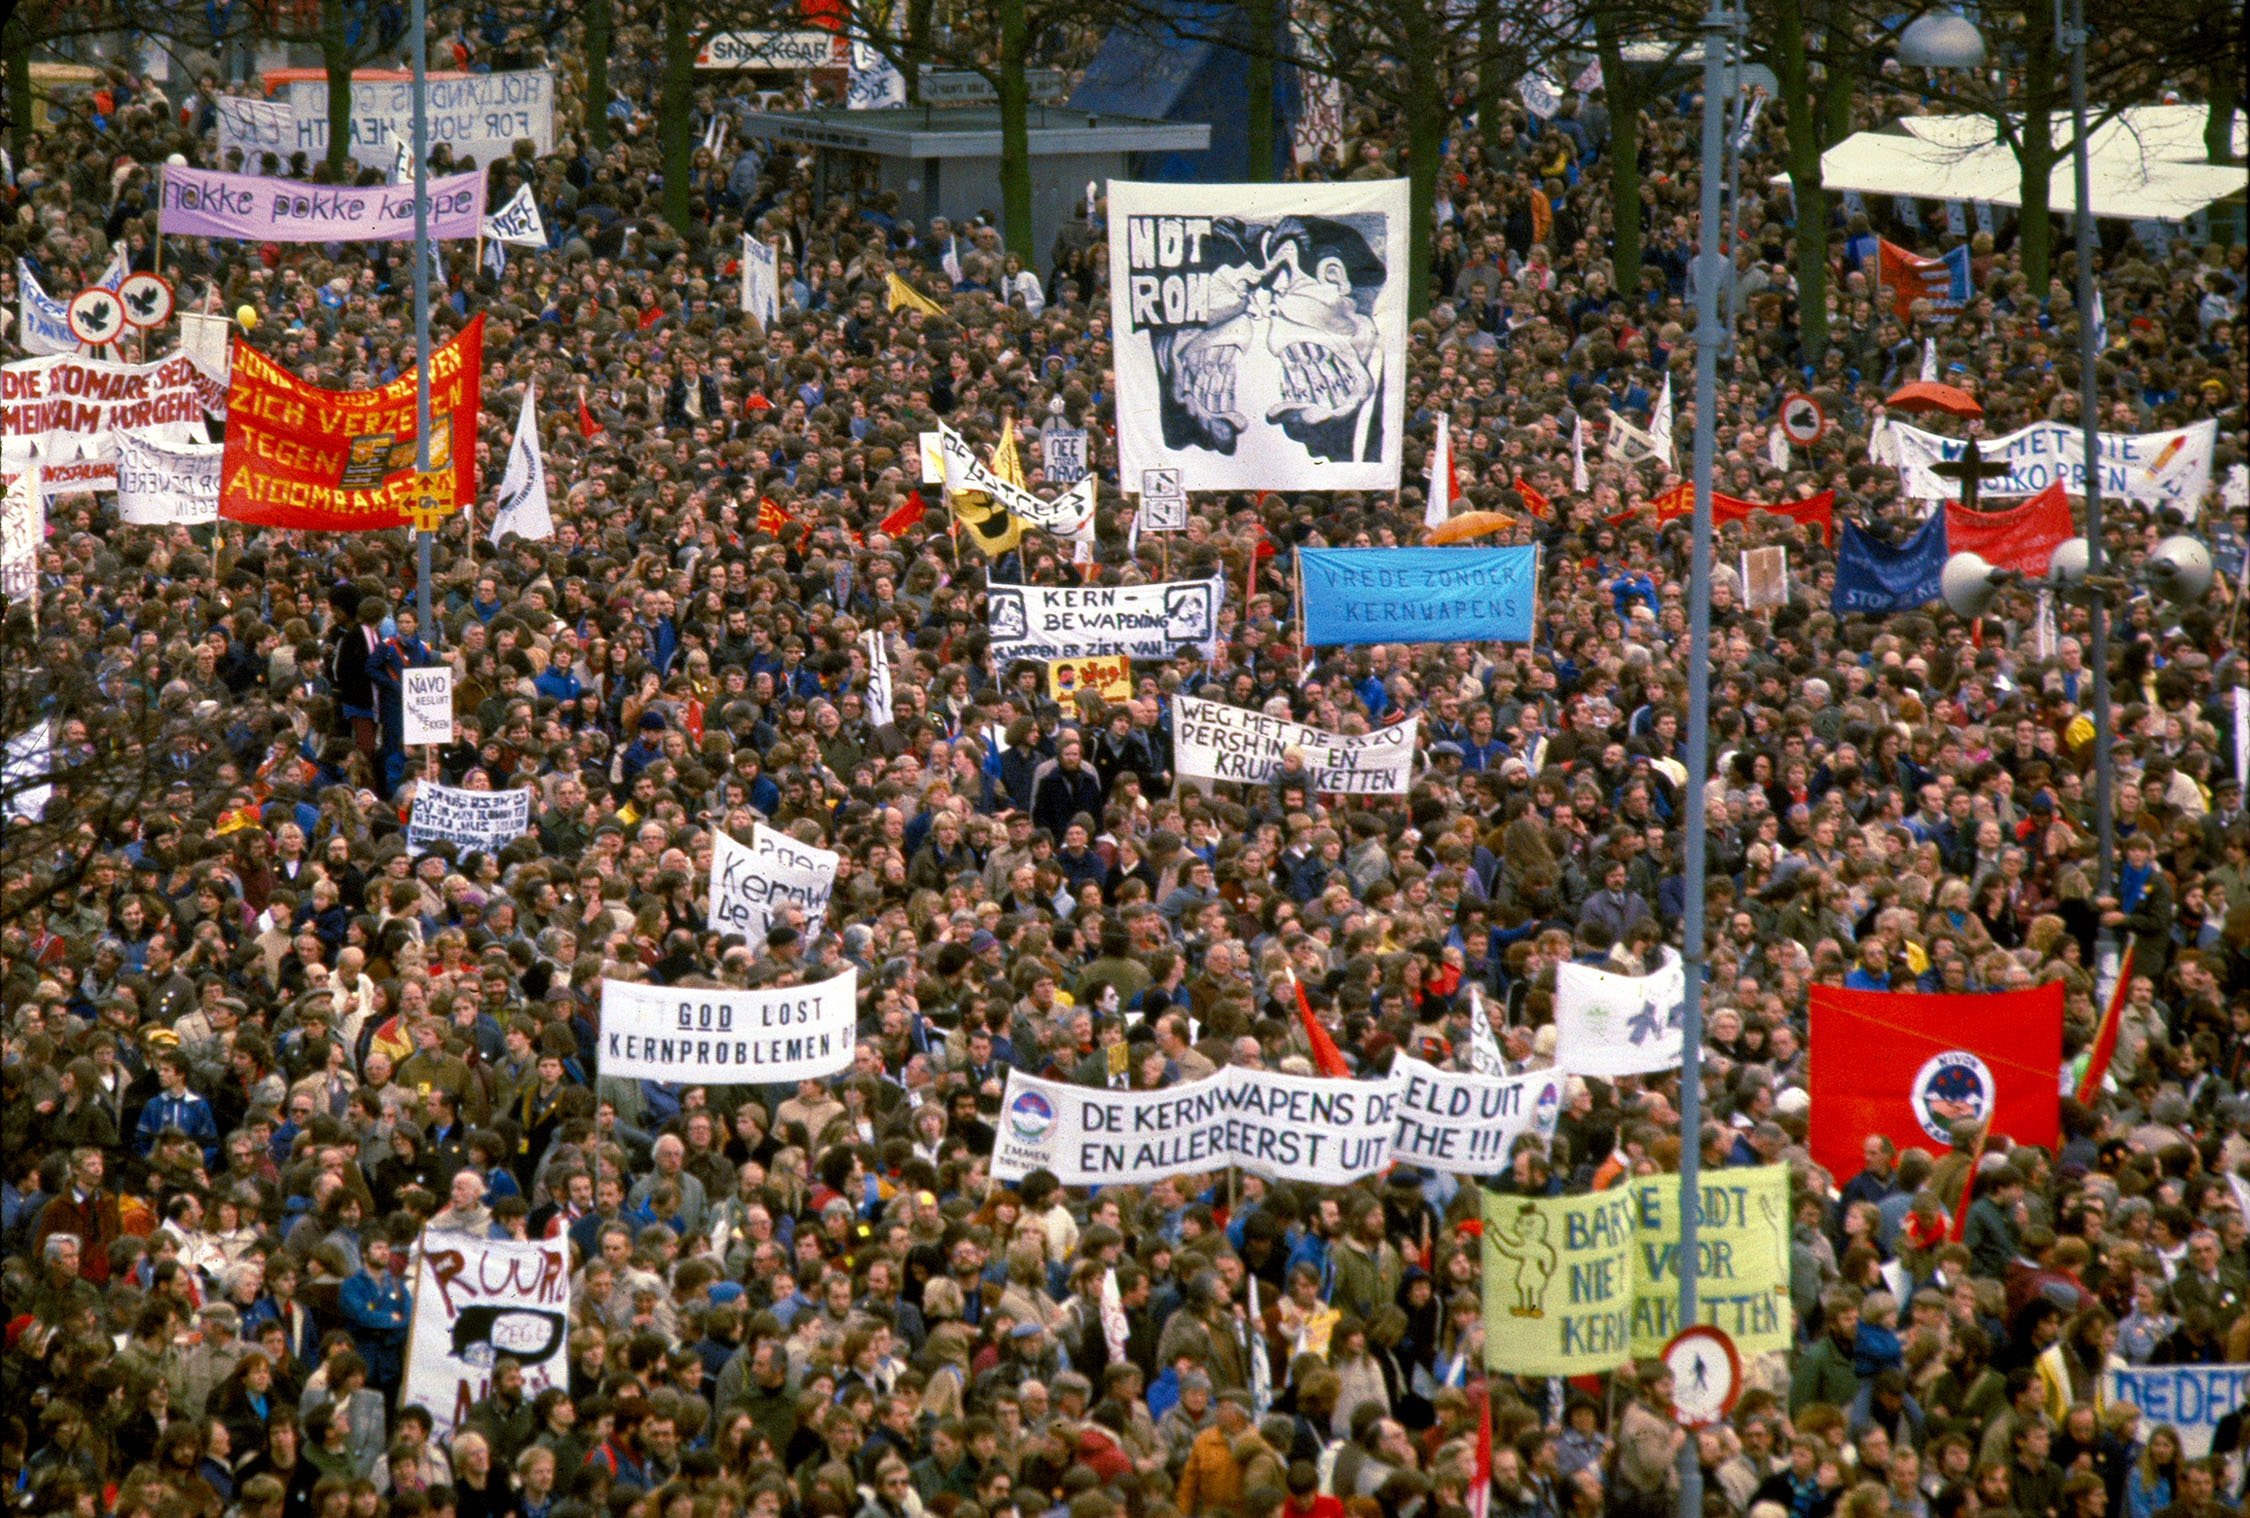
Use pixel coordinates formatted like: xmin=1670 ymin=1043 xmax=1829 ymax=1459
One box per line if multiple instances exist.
xmin=3 ymin=10 xmax=2248 ymax=1518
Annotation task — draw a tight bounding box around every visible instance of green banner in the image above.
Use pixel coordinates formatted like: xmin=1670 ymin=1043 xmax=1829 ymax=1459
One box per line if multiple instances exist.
xmin=1482 ymin=1165 xmax=1794 ymax=1377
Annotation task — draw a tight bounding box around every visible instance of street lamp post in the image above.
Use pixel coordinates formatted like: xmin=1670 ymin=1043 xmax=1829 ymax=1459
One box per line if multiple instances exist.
xmin=411 ymin=0 xmax=434 ymax=633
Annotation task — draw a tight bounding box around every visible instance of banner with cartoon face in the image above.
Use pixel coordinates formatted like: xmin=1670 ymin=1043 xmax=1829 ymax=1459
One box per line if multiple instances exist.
xmin=405 ymin=1234 xmax=570 ymax=1441
xmin=985 ymin=577 xmax=1222 ymax=663
xmin=1108 ymin=179 xmax=1408 ymax=494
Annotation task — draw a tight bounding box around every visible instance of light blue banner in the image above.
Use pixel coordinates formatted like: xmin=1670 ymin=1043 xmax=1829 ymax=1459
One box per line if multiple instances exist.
xmin=1300 ymin=547 xmax=1538 ymax=646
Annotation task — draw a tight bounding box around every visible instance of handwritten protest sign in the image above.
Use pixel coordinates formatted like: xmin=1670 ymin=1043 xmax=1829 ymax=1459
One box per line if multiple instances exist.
xmin=402 ymin=667 xmax=455 ymax=747
xmin=404 ymin=1234 xmax=569 ymax=1442
xmin=1173 ymin=694 xmax=1417 ymax=794
xmin=598 ymin=968 xmax=858 ymax=1083
xmin=987 ymin=578 xmax=1220 ymax=662
xmin=2105 ymin=1364 xmax=2248 ymax=1457
xmin=407 ymin=782 xmax=530 ymax=855
xmin=1624 ymin=1165 xmax=1793 ymax=1356
xmin=710 ymin=824 xmax=839 ymax=941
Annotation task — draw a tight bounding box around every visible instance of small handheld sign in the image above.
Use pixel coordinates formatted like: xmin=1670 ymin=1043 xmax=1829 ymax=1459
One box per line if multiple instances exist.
xmin=67 ymin=286 xmax=125 ymax=347
xmin=1661 ymin=1325 xmax=1743 ymax=1428
xmin=118 ymin=271 xmax=176 ymax=329
xmin=1779 ymin=393 xmax=1825 ymax=446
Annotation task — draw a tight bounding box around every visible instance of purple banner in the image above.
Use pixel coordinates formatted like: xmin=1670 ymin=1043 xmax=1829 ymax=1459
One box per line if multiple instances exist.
xmin=157 ymin=165 xmax=487 ymax=243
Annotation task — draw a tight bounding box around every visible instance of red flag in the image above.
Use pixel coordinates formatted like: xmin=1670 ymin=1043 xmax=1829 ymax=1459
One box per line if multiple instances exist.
xmin=578 ymin=390 xmax=602 ymax=438
xmin=1948 ymin=1122 xmax=1991 ymax=1243
xmin=1806 ymin=983 xmax=2063 ymax=1184
xmin=1653 ymin=483 xmax=1837 ymax=546
xmin=878 ymin=492 xmax=927 ymax=536
xmin=1513 ymin=474 xmax=1552 ymax=520
xmin=2074 ymin=942 xmax=2135 ymax=1105
xmin=1290 ymin=970 xmax=1353 ymax=1078
xmin=756 ymin=496 xmax=796 ymax=538
xmin=1944 ymin=482 xmax=2073 ymax=578
xmin=1467 ymin=1379 xmax=1493 ymax=1518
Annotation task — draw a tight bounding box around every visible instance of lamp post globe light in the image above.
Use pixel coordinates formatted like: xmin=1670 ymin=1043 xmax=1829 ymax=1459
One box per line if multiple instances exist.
xmin=1896 ymin=11 xmax=1988 ymax=69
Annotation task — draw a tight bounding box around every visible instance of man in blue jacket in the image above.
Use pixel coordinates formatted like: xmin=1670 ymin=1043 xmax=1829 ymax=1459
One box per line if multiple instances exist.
xmin=340 ymin=1231 xmax=413 ymax=1388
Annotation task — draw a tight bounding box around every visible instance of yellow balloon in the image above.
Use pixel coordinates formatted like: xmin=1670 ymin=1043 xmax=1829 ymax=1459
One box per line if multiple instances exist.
xmin=236 ymin=304 xmax=258 ymax=331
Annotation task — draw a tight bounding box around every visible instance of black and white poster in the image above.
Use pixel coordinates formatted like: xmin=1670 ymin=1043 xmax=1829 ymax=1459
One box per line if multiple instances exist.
xmin=710 ymin=824 xmax=839 ymax=941
xmin=115 ymin=433 xmax=223 ymax=526
xmin=1042 ymin=424 xmax=1088 ymax=485
xmin=1107 ymin=178 xmax=1408 ymax=494
xmin=599 ymin=969 xmax=858 ymax=1083
xmin=407 ymin=782 xmax=531 ymax=855
xmin=986 ymin=578 xmax=1222 ymax=662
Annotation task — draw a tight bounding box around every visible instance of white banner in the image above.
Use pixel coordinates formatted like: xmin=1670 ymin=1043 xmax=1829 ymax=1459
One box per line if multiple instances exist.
xmin=114 ymin=431 xmax=222 ymax=525
xmin=710 ymin=823 xmax=838 ymax=941
xmin=1518 ymin=74 xmax=1562 ymax=119
xmin=2104 ymin=1365 xmax=2248 ymax=1458
xmin=404 ymin=1233 xmax=570 ymax=1442
xmin=481 ymin=183 xmax=547 ymax=247
xmin=740 ymin=236 xmax=779 ymax=325
xmin=987 ymin=577 xmax=1221 ymax=662
xmin=846 ymin=40 xmax=908 ymax=109
xmin=1042 ymin=424 xmax=1088 ymax=484
xmin=402 ymin=666 xmax=455 ymax=747
xmin=489 ymin=384 xmax=553 ymax=545
xmin=178 ymin=311 xmax=234 ymax=393
xmin=282 ymin=69 xmax=555 ymax=170
xmin=2 ymin=466 xmax=41 ymax=603
xmin=15 ymin=260 xmax=77 ymax=356
xmin=598 ymin=968 xmax=858 ymax=1083
xmin=212 ymin=95 xmax=293 ymax=165
xmin=1172 ymin=694 xmax=1417 ymax=794
xmin=862 ymin=628 xmax=893 ymax=718
xmin=1387 ymin=1056 xmax=1562 ymax=1172
xmin=935 ymin=423 xmax=1095 ymax=540
xmin=1890 ymin=417 xmax=2218 ymax=508
xmin=697 ymin=29 xmax=845 ymax=68
xmin=1108 ymin=178 xmax=1409 ymax=493
xmin=1553 ymin=949 xmax=1687 ymax=1077
xmin=3 ymin=720 xmax=53 ymax=821
xmin=407 ymin=782 xmax=531 ymax=855
xmin=1 ymin=349 xmax=223 ymax=466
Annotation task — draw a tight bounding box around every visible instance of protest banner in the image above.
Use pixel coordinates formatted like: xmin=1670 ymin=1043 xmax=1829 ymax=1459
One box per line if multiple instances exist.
xmin=481 ymin=183 xmax=547 ymax=247
xmin=2 ymin=467 xmax=42 ymax=605
xmin=597 ymin=969 xmax=858 ymax=1083
xmin=1387 ymin=1057 xmax=1562 ymax=1172
xmin=933 ymin=423 xmax=1095 ymax=540
xmin=1833 ymin=517 xmax=1947 ymax=616
xmin=1874 ymin=239 xmax=1971 ymax=321
xmin=1108 ymin=178 xmax=1409 ymax=493
xmin=987 ymin=578 xmax=1221 ymax=662
xmin=1172 ymin=694 xmax=1418 ymax=795
xmin=1042 ymin=424 xmax=1089 ymax=484
xmin=1048 ymin=654 xmax=1131 ymax=720
xmin=114 ymin=432 xmax=223 ymax=525
xmin=1553 ymin=950 xmax=1687 ymax=1077
xmin=279 ymin=70 xmax=554 ymax=170
xmin=3 ymin=720 xmax=53 ymax=820
xmin=0 ymin=457 xmax=115 ymax=499
xmin=1299 ymin=546 xmax=1538 ymax=645
xmin=740 ymin=236 xmax=780 ymax=325
xmin=1482 ymin=1188 xmax=1637 ymax=1376
xmin=1625 ymin=1164 xmax=1793 ymax=1356
xmin=220 ymin=315 xmax=484 ymax=531
xmin=992 ymin=1067 xmax=1400 ymax=1187
xmin=1943 ymin=483 xmax=2074 ymax=578
xmin=1890 ymin=417 xmax=2218 ymax=508
xmin=212 ymin=96 xmax=293 ymax=164
xmin=15 ymin=259 xmax=78 ymax=356
xmin=158 ymin=164 xmax=488 ymax=242
xmin=404 ymin=1233 xmax=570 ymax=1442
xmin=2104 ymin=1365 xmax=2248 ymax=1457
xmin=1741 ymin=545 xmax=1789 ymax=609
xmin=406 ymin=781 xmax=530 ymax=855
xmin=862 ymin=629 xmax=894 ymax=718
xmin=402 ymin=667 xmax=455 ymax=747
xmin=2 ymin=349 xmax=225 ymax=463
xmin=709 ymin=824 xmax=839 ymax=941
xmin=697 ymin=29 xmax=846 ymax=67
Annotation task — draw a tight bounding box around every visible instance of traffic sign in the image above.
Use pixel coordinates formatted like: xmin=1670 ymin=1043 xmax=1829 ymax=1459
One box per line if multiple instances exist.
xmin=67 ymin=286 xmax=125 ymax=347
xmin=118 ymin=271 xmax=176 ymax=329
xmin=1661 ymin=1325 xmax=1743 ymax=1428
xmin=1779 ymin=392 xmax=1825 ymax=446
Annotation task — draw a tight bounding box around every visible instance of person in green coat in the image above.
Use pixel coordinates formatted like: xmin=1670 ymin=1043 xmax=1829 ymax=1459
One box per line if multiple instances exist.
xmin=1791 ymin=1289 xmax=1864 ymax=1412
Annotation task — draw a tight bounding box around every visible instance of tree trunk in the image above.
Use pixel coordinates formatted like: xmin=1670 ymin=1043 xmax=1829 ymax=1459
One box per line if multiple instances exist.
xmin=659 ymin=0 xmax=698 ymax=233
xmin=1772 ymin=0 xmax=1828 ymax=360
xmin=1402 ymin=4 xmax=1445 ymax=317
xmin=1476 ymin=0 xmax=1502 ymax=155
xmin=3 ymin=9 xmax=34 ymax=168
xmin=321 ymin=0 xmax=354 ymax=175
xmin=997 ymin=0 xmax=1034 ymax=258
xmin=1244 ymin=0 xmax=1276 ymax=180
xmin=2014 ymin=3 xmax=2059 ymax=299
xmin=584 ymin=0 xmax=614 ymax=152
xmin=905 ymin=0 xmax=934 ymax=104
xmin=2209 ymin=56 xmax=2242 ymax=245
xmin=1594 ymin=6 xmax=1641 ymax=299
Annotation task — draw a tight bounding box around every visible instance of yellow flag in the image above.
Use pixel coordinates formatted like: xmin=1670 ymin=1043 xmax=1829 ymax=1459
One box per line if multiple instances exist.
xmin=991 ymin=417 xmax=1026 ymax=490
xmin=939 ymin=424 xmax=1025 ymax=557
xmin=887 ymin=272 xmax=945 ymax=316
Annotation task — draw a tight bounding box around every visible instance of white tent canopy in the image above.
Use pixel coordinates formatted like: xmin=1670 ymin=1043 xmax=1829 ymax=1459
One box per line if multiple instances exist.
xmin=1776 ymin=104 xmax=2247 ymax=224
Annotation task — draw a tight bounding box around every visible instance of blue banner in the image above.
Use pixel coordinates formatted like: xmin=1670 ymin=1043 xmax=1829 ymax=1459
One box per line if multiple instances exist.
xmin=1832 ymin=516 xmax=1947 ymax=616
xmin=1300 ymin=547 xmax=1538 ymax=646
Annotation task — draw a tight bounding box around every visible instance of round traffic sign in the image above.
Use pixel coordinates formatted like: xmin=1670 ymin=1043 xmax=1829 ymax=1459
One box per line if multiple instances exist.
xmin=1661 ymin=1325 xmax=1743 ymax=1428
xmin=118 ymin=270 xmax=176 ymax=329
xmin=67 ymin=286 xmax=126 ymax=346
xmin=1779 ymin=392 xmax=1825 ymax=446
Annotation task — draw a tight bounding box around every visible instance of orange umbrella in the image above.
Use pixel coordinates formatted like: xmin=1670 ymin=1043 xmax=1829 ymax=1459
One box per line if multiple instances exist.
xmin=1425 ymin=510 xmax=1520 ymax=544
xmin=1885 ymin=381 xmax=1983 ymax=419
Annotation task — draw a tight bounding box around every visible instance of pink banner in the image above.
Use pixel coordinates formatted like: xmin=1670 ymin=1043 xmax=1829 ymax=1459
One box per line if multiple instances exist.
xmin=1944 ymin=482 xmax=2073 ymax=578
xmin=157 ymin=164 xmax=486 ymax=243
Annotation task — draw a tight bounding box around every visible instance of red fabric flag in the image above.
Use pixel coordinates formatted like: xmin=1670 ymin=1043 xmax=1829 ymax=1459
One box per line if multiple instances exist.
xmin=1290 ymin=971 xmax=1353 ymax=1079
xmin=1653 ymin=483 xmax=1837 ymax=546
xmin=2074 ymin=942 xmax=2136 ymax=1105
xmin=1513 ymin=474 xmax=1552 ymax=520
xmin=1947 ymin=1122 xmax=1991 ymax=1243
xmin=878 ymin=492 xmax=927 ymax=536
xmin=1875 ymin=237 xmax=1960 ymax=322
xmin=578 ymin=391 xmax=602 ymax=438
xmin=1806 ymin=983 xmax=2064 ymax=1184
xmin=1943 ymin=482 xmax=2073 ymax=578
xmin=1467 ymin=1380 xmax=1493 ymax=1518
xmin=756 ymin=497 xmax=796 ymax=538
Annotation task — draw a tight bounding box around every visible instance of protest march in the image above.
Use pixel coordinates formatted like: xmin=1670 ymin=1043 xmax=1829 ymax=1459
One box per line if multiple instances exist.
xmin=2 ymin=10 xmax=2247 ymax=1518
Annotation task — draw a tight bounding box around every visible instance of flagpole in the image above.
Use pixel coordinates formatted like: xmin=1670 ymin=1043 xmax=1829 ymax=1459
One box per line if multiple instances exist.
xmin=410 ymin=0 xmax=433 ymax=632
xmin=1293 ymin=547 xmax=1308 ymax=685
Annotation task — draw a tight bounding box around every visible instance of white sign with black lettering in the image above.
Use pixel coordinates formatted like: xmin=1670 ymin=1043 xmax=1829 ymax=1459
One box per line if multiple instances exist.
xmin=402 ymin=666 xmax=455 ymax=747
xmin=987 ymin=577 xmax=1221 ymax=662
xmin=710 ymin=823 xmax=839 ymax=941
xmin=1172 ymin=694 xmax=1417 ymax=794
xmin=406 ymin=781 xmax=530 ymax=855
xmin=115 ymin=432 xmax=222 ymax=525
xmin=1042 ymin=425 xmax=1088 ymax=485
xmin=599 ymin=968 xmax=858 ymax=1083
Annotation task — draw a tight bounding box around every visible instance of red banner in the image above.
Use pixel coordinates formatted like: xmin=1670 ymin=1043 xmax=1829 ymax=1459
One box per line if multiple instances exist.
xmin=1943 ymin=482 xmax=2073 ymax=578
xmin=1652 ymin=484 xmax=1836 ymax=546
xmin=219 ymin=315 xmax=484 ymax=531
xmin=1807 ymin=983 xmax=2063 ymax=1182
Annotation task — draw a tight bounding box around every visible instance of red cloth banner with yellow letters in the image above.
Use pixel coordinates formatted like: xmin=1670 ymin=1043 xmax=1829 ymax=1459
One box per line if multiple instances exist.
xmin=219 ymin=314 xmax=484 ymax=530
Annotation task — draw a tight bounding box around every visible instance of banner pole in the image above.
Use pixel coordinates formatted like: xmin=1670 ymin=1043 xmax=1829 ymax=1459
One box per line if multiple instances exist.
xmin=1293 ymin=547 xmax=1308 ymax=685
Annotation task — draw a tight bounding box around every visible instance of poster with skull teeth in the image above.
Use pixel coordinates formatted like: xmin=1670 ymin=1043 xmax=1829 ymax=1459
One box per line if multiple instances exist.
xmin=1108 ymin=179 xmax=1408 ymax=494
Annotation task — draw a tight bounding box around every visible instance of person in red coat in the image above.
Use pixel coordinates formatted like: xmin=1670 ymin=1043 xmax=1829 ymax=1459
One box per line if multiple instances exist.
xmin=32 ymin=1148 xmax=124 ymax=1285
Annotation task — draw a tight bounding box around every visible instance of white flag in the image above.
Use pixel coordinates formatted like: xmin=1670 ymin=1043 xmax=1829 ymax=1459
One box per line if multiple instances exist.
xmin=1606 ymin=415 xmax=1663 ymax=468
xmin=941 ymin=234 xmax=964 ymax=288
xmin=847 ymin=40 xmax=906 ymax=109
xmin=1553 ymin=949 xmax=1687 ymax=1078
xmin=2090 ymin=288 xmax=2107 ymax=352
xmin=1101 ymin=1267 xmax=1130 ymax=1366
xmin=1245 ymin=1272 xmax=1273 ymax=1417
xmin=1572 ymin=413 xmax=1591 ymax=493
xmin=862 ymin=628 xmax=893 ymax=717
xmin=1767 ymin=424 xmax=1790 ymax=470
xmin=489 ymin=385 xmax=554 ymax=545
xmin=391 ymin=135 xmax=413 ymax=184
xmin=1424 ymin=413 xmax=1455 ymax=531
xmin=482 ymin=182 xmax=548 ymax=247
xmin=1920 ymin=338 xmax=1938 ymax=383
xmin=2 ymin=466 xmax=44 ymax=608
xmin=1126 ymin=504 xmax=1141 ymax=560
xmin=482 ymin=237 xmax=507 ymax=277
xmin=2032 ymin=591 xmax=2057 ymax=660
xmin=1466 ymin=986 xmax=1506 ymax=1077
xmin=15 ymin=259 xmax=78 ymax=356
xmin=1649 ymin=375 xmax=1675 ymax=464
